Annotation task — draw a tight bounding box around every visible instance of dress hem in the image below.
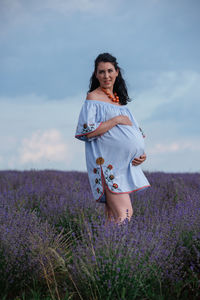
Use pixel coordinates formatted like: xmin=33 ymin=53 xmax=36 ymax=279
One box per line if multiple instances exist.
xmin=95 ymin=166 xmax=150 ymax=203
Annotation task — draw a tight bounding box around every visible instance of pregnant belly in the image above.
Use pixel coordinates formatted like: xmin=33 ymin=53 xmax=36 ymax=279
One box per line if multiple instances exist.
xmin=100 ymin=125 xmax=145 ymax=159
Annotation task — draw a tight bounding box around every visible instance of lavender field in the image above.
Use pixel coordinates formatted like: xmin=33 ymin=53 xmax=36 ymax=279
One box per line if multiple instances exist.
xmin=0 ymin=170 xmax=200 ymax=299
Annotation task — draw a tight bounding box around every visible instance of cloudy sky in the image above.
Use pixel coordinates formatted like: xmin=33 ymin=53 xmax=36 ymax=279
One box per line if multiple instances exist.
xmin=0 ymin=0 xmax=200 ymax=173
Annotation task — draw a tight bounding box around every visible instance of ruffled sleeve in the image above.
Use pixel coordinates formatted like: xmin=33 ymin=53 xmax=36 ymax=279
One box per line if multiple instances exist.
xmin=75 ymin=101 xmax=103 ymax=142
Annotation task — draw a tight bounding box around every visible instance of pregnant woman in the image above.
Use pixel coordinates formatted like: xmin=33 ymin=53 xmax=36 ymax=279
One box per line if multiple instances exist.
xmin=75 ymin=52 xmax=150 ymax=225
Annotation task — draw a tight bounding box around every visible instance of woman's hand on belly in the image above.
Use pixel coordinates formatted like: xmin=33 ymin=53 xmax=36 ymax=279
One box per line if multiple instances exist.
xmin=115 ymin=115 xmax=132 ymax=126
xmin=132 ymin=153 xmax=146 ymax=166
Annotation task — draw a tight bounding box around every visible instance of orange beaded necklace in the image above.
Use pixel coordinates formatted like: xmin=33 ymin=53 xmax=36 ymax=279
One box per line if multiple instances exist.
xmin=100 ymin=87 xmax=119 ymax=103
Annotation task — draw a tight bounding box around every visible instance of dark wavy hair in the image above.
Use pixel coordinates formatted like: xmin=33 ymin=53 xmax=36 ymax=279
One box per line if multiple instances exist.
xmin=88 ymin=52 xmax=131 ymax=105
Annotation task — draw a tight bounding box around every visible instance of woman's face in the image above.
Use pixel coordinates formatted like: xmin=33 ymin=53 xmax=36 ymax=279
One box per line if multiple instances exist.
xmin=95 ymin=62 xmax=119 ymax=90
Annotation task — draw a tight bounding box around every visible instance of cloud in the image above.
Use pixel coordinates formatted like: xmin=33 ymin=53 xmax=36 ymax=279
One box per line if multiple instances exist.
xmin=40 ymin=0 xmax=121 ymax=14
xmin=148 ymin=138 xmax=200 ymax=155
xmin=0 ymin=0 xmax=122 ymax=27
xmin=145 ymin=138 xmax=200 ymax=173
xmin=0 ymin=92 xmax=84 ymax=131
xmin=132 ymin=70 xmax=200 ymax=119
xmin=129 ymin=70 xmax=200 ymax=137
xmin=19 ymin=129 xmax=70 ymax=164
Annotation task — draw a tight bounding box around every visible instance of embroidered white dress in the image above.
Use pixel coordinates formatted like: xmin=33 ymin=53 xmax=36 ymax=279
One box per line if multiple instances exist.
xmin=75 ymin=100 xmax=150 ymax=203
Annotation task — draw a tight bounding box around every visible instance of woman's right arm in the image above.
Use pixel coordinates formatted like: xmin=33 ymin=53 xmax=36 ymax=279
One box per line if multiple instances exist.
xmin=86 ymin=115 xmax=132 ymax=139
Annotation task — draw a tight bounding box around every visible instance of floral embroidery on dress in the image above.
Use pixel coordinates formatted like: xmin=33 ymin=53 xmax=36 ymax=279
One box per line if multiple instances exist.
xmin=94 ymin=157 xmax=119 ymax=194
xmin=93 ymin=166 xmax=103 ymax=194
xmin=103 ymin=164 xmax=119 ymax=192
xmin=96 ymin=157 xmax=105 ymax=165
xmin=82 ymin=123 xmax=96 ymax=134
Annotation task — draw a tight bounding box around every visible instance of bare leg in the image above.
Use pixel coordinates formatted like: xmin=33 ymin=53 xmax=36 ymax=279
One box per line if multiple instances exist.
xmin=104 ymin=202 xmax=115 ymax=226
xmin=101 ymin=170 xmax=133 ymax=225
xmin=105 ymin=187 xmax=133 ymax=225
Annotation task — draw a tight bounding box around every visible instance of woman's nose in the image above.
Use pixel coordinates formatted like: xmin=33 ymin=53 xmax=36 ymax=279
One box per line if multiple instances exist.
xmin=104 ymin=72 xmax=109 ymax=78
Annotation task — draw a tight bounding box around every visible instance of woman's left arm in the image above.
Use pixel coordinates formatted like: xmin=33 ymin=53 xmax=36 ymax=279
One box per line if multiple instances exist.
xmin=132 ymin=153 xmax=146 ymax=166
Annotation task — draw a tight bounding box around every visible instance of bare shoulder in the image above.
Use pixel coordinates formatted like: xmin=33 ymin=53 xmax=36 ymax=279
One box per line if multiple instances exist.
xmin=86 ymin=92 xmax=96 ymax=100
xmin=86 ymin=88 xmax=101 ymax=100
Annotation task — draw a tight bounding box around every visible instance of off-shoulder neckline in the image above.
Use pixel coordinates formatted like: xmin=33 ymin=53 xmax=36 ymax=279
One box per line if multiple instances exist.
xmin=85 ymin=99 xmax=127 ymax=108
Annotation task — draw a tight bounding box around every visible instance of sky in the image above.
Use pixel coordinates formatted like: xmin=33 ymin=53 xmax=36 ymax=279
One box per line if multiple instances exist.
xmin=0 ymin=0 xmax=200 ymax=173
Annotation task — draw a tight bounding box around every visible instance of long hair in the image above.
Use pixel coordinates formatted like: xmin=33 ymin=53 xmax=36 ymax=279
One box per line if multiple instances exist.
xmin=88 ymin=53 xmax=131 ymax=105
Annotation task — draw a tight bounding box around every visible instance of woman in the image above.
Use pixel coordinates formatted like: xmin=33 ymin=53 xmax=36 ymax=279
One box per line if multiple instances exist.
xmin=75 ymin=52 xmax=150 ymax=225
